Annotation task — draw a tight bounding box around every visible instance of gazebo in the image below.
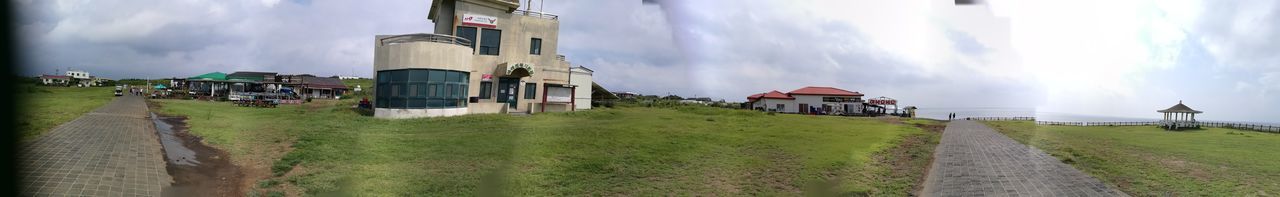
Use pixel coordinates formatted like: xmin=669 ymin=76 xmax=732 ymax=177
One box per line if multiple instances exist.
xmin=1157 ymin=100 xmax=1202 ymax=130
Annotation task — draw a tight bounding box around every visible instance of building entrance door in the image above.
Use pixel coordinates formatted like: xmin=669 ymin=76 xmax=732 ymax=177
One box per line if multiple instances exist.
xmin=799 ymin=104 xmax=809 ymax=114
xmin=496 ymin=78 xmax=520 ymax=109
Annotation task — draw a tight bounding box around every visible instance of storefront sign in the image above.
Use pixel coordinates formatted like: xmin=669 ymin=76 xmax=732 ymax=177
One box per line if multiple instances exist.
xmin=481 ymin=74 xmax=492 ymax=81
xmin=546 ymin=86 xmax=572 ymax=103
xmin=461 ymin=13 xmax=497 ymax=28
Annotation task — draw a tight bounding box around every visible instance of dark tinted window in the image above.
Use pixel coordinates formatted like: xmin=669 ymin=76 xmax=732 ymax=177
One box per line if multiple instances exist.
xmin=524 ymin=83 xmax=537 ymax=99
xmin=479 ymin=82 xmax=492 ymax=99
xmin=455 ymin=26 xmax=477 ymax=51
xmin=530 ymin=38 xmax=542 ymax=55
xmin=480 ymin=29 xmax=501 ymax=55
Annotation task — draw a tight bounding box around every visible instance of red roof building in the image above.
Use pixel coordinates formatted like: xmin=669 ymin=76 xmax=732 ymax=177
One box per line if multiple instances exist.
xmin=787 ymin=86 xmax=864 ymax=96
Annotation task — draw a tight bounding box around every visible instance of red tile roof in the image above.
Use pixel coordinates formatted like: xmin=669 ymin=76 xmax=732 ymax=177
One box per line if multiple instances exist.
xmin=40 ymin=75 xmax=69 ymax=79
xmin=787 ymin=86 xmax=863 ymax=96
xmin=759 ymin=90 xmax=794 ymax=100
xmin=746 ymin=93 xmax=765 ymax=101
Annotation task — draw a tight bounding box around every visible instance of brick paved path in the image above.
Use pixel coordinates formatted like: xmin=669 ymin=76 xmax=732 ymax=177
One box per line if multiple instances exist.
xmin=19 ymin=95 xmax=172 ymax=196
xmin=921 ymin=120 xmax=1127 ymax=197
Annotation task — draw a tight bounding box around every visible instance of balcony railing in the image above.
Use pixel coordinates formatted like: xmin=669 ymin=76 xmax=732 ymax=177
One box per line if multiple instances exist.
xmin=379 ymin=34 xmax=472 ymax=48
xmin=514 ymin=10 xmax=558 ymax=20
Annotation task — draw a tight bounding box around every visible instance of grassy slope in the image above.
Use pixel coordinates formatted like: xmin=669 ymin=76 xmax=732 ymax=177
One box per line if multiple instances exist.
xmin=155 ymin=99 xmax=932 ymax=196
xmin=983 ymin=121 xmax=1280 ymax=196
xmin=19 ymin=86 xmax=115 ymax=140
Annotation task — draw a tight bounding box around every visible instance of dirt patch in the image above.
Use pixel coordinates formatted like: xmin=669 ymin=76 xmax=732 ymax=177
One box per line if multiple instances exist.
xmin=152 ymin=113 xmax=246 ymax=196
xmin=872 ymin=120 xmax=944 ymax=196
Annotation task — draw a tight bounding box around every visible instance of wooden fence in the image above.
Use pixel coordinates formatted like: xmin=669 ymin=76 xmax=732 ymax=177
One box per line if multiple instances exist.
xmin=963 ymin=117 xmax=1035 ymax=121
xmin=1034 ymin=121 xmax=1280 ymax=133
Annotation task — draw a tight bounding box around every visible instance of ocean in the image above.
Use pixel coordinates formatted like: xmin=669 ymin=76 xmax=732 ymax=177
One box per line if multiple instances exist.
xmin=913 ymin=107 xmax=1280 ymax=127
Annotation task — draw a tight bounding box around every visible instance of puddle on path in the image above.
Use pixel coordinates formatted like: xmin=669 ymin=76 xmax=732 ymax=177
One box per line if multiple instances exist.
xmin=152 ymin=112 xmax=245 ymax=196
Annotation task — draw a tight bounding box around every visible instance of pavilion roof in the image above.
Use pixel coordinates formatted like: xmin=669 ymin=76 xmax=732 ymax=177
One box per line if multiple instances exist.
xmin=1157 ymin=101 xmax=1202 ymax=113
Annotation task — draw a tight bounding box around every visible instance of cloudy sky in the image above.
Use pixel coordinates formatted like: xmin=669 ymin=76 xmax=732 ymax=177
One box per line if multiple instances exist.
xmin=15 ymin=0 xmax=1280 ymax=123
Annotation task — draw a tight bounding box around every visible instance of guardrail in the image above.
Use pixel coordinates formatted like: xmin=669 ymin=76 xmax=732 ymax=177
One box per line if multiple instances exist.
xmin=379 ymin=34 xmax=472 ymax=48
xmin=515 ymin=10 xmax=559 ymax=20
xmin=963 ymin=117 xmax=1035 ymax=121
xmin=1034 ymin=121 xmax=1279 ymax=133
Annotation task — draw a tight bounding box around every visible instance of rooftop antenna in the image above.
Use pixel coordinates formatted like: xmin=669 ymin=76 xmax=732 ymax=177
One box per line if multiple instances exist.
xmin=525 ymin=0 xmax=531 ymax=11
xmin=540 ymin=0 xmax=545 ymax=13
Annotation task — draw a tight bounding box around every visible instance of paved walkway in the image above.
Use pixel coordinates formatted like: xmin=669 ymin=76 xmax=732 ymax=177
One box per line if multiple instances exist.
xmin=922 ymin=120 xmax=1126 ymax=197
xmin=19 ymin=95 xmax=172 ymax=196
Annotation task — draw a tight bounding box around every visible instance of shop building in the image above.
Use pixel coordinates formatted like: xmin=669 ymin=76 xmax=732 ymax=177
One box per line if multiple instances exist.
xmin=373 ymin=0 xmax=584 ymax=119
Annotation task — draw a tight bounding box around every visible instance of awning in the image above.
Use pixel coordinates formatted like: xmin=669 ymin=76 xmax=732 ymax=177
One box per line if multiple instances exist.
xmin=498 ymin=62 xmax=534 ymax=77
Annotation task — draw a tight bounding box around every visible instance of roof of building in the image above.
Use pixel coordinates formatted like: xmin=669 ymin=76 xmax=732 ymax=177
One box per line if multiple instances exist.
xmin=40 ymin=75 xmax=69 ymax=79
xmin=787 ymin=86 xmax=864 ymax=96
xmin=303 ymin=76 xmax=349 ymax=89
xmin=756 ymin=90 xmax=795 ymax=100
xmin=1157 ymin=101 xmax=1202 ymax=113
xmin=188 ymin=72 xmax=227 ymax=80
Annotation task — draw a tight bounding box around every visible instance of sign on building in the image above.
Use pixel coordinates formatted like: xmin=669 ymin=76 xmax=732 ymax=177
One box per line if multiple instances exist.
xmin=546 ymin=86 xmax=572 ymax=103
xmin=461 ymin=13 xmax=497 ymax=28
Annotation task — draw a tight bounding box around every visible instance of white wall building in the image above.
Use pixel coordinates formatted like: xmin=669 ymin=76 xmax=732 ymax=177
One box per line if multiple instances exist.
xmin=65 ymin=70 xmax=89 ymax=80
xmin=746 ymin=86 xmax=867 ymax=115
xmin=569 ymin=66 xmax=593 ymax=110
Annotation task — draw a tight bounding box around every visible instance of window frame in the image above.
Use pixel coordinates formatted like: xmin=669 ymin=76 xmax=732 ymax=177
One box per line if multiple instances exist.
xmin=455 ymin=26 xmax=478 ymax=53
xmin=375 ymin=69 xmax=471 ymax=109
xmin=529 ymin=38 xmax=542 ymax=55
xmin=479 ymin=81 xmax=492 ymax=99
xmin=524 ymin=83 xmax=537 ymax=99
xmin=479 ymin=28 xmax=502 ymax=56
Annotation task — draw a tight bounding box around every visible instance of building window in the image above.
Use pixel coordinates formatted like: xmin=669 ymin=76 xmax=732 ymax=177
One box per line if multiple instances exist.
xmin=479 ymin=29 xmax=502 ymax=55
xmin=456 ymin=26 xmax=478 ymax=52
xmin=776 ymin=104 xmax=785 ymax=111
xmin=529 ymin=38 xmax=542 ymax=55
xmin=479 ymin=81 xmax=492 ymax=99
xmin=375 ymin=69 xmax=469 ymax=109
xmin=524 ymin=83 xmax=537 ymax=99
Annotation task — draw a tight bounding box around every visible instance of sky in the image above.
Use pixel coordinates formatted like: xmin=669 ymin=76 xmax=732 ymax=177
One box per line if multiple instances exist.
xmin=14 ymin=0 xmax=1280 ymax=123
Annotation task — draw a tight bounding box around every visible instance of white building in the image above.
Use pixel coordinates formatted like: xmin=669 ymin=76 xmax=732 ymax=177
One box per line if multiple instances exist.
xmin=746 ymin=86 xmax=867 ymax=115
xmin=65 ymin=70 xmax=90 ymax=80
xmin=569 ymin=66 xmax=593 ymax=110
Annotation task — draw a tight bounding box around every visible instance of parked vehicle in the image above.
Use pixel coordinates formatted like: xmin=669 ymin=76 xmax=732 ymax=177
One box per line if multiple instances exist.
xmin=114 ymin=86 xmax=123 ymax=96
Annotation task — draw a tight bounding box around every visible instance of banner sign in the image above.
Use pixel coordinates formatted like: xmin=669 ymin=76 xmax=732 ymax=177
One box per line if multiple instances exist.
xmin=547 ymin=87 xmax=572 ymax=103
xmin=481 ymin=74 xmax=492 ymax=81
xmin=461 ymin=14 xmax=497 ymax=28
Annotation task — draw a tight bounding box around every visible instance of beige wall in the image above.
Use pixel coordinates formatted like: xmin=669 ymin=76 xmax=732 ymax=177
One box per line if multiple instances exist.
xmin=373 ymin=39 xmax=473 ymax=72
xmin=454 ymin=1 xmax=570 ymax=113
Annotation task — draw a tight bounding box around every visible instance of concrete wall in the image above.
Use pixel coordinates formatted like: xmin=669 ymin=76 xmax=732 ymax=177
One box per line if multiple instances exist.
xmin=468 ymin=102 xmax=508 ymax=114
xmin=374 ymin=108 xmax=468 ymax=119
xmin=454 ymin=1 xmax=568 ymax=113
xmin=569 ymin=67 xmax=592 ymax=109
xmin=373 ymin=39 xmax=474 ymax=73
xmin=752 ymin=99 xmax=796 ymax=112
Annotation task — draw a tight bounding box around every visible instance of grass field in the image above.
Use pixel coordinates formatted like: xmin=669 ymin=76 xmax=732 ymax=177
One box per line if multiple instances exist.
xmin=18 ymin=85 xmax=116 ymax=140
xmin=982 ymin=121 xmax=1280 ymax=196
xmin=153 ymin=98 xmax=940 ymax=196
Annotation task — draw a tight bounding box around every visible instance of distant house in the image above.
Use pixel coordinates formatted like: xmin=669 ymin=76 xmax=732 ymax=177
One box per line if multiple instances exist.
xmin=746 ymin=86 xmax=866 ymax=115
xmin=65 ymin=70 xmax=89 ymax=80
xmin=615 ymin=92 xmax=639 ymax=99
xmin=39 ymin=75 xmax=69 ymax=86
xmin=336 ymin=76 xmax=362 ymax=80
xmin=300 ymin=76 xmax=348 ymax=99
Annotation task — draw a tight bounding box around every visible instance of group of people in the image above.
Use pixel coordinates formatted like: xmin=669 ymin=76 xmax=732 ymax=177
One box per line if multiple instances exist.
xmin=948 ymin=112 xmax=958 ymax=120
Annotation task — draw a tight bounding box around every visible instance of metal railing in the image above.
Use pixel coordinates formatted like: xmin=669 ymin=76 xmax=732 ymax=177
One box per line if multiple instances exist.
xmin=1033 ymin=120 xmax=1280 ymax=133
xmin=515 ymin=10 xmax=559 ymax=20
xmin=556 ymin=55 xmax=566 ymax=61
xmin=964 ymin=117 xmax=1035 ymax=121
xmin=379 ymin=34 xmax=472 ymax=48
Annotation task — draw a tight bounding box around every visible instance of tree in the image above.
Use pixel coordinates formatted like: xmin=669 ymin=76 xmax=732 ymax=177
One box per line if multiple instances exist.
xmin=661 ymin=95 xmax=683 ymax=100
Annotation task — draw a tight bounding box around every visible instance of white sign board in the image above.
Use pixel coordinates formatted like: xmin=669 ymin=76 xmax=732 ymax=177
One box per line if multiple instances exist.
xmin=461 ymin=13 xmax=497 ymax=28
xmin=546 ymin=86 xmax=572 ymax=103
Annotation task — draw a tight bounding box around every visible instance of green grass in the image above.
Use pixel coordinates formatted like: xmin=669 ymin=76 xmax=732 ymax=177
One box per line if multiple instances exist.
xmin=18 ymin=85 xmax=116 ymax=140
xmin=983 ymin=121 xmax=1280 ymax=196
xmin=340 ymin=79 xmax=371 ymax=100
xmin=154 ymin=99 xmax=934 ymax=196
